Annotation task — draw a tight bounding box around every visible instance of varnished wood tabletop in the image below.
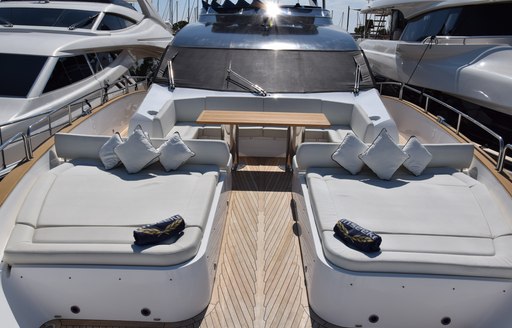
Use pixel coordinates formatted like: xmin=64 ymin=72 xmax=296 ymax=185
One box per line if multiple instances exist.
xmin=197 ymin=110 xmax=331 ymax=127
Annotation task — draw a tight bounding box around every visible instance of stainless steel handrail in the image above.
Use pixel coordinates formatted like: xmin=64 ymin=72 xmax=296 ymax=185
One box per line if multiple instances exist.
xmin=0 ymin=132 xmax=32 ymax=172
xmin=0 ymin=76 xmax=148 ymax=177
xmin=378 ymin=81 xmax=506 ymax=171
xmin=499 ymin=144 xmax=512 ymax=172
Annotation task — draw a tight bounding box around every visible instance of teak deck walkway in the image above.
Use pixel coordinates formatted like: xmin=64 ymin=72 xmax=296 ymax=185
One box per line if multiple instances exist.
xmin=44 ymin=158 xmax=340 ymax=328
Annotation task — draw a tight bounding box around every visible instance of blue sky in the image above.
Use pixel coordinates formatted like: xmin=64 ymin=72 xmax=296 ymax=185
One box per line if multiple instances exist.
xmin=151 ymin=0 xmax=369 ymax=33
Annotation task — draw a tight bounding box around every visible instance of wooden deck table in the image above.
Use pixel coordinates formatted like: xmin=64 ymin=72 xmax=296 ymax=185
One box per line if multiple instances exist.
xmin=197 ymin=110 xmax=331 ymax=170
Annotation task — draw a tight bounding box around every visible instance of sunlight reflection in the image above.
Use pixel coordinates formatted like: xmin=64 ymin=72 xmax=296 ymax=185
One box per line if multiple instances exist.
xmin=264 ymin=1 xmax=281 ymax=18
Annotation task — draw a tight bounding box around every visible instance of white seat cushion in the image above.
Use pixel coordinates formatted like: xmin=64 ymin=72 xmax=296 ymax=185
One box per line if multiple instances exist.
xmin=115 ymin=126 xmax=160 ymax=174
xmin=305 ymin=167 xmax=512 ymax=278
xmin=402 ymin=136 xmax=433 ymax=176
xmin=4 ymin=161 xmax=220 ymax=266
xmin=99 ymin=133 xmax=123 ymax=170
xmin=359 ymin=129 xmax=409 ymax=180
xmin=158 ymin=132 xmax=195 ymax=171
xmin=331 ymin=132 xmax=368 ymax=175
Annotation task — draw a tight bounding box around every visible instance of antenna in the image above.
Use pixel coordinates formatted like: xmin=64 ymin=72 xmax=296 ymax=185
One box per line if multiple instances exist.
xmin=406 ymin=36 xmax=436 ymax=85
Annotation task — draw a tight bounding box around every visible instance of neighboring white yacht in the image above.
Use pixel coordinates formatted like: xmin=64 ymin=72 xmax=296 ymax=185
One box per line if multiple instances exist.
xmin=0 ymin=0 xmax=172 ymax=141
xmin=359 ymin=0 xmax=512 ymax=116
xmin=0 ymin=1 xmax=511 ymax=328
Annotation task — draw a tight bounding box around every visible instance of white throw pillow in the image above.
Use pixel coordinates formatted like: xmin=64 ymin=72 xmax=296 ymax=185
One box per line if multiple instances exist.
xmin=359 ymin=129 xmax=409 ymax=180
xmin=331 ymin=132 xmax=368 ymax=175
xmin=402 ymin=136 xmax=432 ymax=176
xmin=158 ymin=132 xmax=195 ymax=171
xmin=99 ymin=133 xmax=123 ymax=170
xmin=114 ymin=126 xmax=160 ymax=174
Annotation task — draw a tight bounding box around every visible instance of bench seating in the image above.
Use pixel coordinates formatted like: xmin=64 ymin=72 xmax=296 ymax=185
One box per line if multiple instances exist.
xmin=147 ymin=91 xmax=396 ymax=144
xmin=295 ymin=142 xmax=512 ymax=279
xmin=3 ymin=133 xmax=231 ymax=266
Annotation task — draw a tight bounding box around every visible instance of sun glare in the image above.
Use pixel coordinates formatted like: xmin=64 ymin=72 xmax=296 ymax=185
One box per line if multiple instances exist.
xmin=264 ymin=1 xmax=281 ymax=18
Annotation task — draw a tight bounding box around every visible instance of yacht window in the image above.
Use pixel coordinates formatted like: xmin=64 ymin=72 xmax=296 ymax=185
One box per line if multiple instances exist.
xmin=401 ymin=8 xmax=453 ymax=41
xmin=156 ymin=47 xmax=373 ymax=93
xmin=97 ymin=13 xmax=135 ymax=30
xmin=401 ymin=3 xmax=512 ymax=41
xmin=87 ymin=53 xmax=103 ymax=73
xmin=0 ymin=54 xmax=47 ymax=97
xmin=0 ymin=8 xmax=97 ymax=28
xmin=449 ymin=3 xmax=512 ymax=36
xmin=43 ymin=55 xmax=93 ymax=94
xmin=97 ymin=51 xmax=120 ymax=67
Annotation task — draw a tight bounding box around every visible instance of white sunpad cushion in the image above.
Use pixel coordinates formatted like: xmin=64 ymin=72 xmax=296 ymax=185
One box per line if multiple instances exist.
xmin=158 ymin=132 xmax=196 ymax=171
xmin=402 ymin=136 xmax=433 ymax=176
xmin=99 ymin=133 xmax=123 ymax=170
xmin=359 ymin=129 xmax=409 ymax=180
xmin=114 ymin=126 xmax=160 ymax=174
xmin=331 ymin=132 xmax=368 ymax=175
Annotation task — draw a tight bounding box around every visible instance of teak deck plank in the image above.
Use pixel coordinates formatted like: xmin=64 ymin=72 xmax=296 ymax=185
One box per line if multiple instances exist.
xmin=45 ymin=158 xmax=340 ymax=328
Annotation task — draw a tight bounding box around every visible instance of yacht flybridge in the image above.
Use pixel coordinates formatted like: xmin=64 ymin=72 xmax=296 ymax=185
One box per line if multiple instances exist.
xmin=0 ymin=0 xmax=172 ymax=153
xmin=359 ymin=0 xmax=512 ymax=117
xmin=0 ymin=1 xmax=512 ymax=328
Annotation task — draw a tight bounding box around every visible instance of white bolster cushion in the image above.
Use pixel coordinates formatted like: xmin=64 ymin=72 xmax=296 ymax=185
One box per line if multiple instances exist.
xmin=295 ymin=142 xmax=474 ymax=171
xmin=55 ymin=133 xmax=231 ymax=169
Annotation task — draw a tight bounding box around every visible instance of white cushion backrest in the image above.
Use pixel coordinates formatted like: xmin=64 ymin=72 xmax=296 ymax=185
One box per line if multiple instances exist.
xmin=55 ymin=133 xmax=111 ymax=160
xmin=263 ymin=98 xmax=321 ymax=113
xmin=152 ymin=100 xmax=176 ymax=138
xmin=295 ymin=142 xmax=474 ymax=171
xmin=321 ymin=101 xmax=353 ymax=125
xmin=206 ymin=96 xmax=264 ymax=112
xmin=174 ymin=98 xmax=206 ymax=122
xmin=350 ymin=104 xmax=374 ymax=142
xmin=55 ymin=133 xmax=231 ymax=169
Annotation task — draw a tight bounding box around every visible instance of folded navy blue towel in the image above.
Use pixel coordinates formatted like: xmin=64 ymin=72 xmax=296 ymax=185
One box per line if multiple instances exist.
xmin=333 ymin=219 xmax=381 ymax=253
xmin=133 ymin=214 xmax=185 ymax=246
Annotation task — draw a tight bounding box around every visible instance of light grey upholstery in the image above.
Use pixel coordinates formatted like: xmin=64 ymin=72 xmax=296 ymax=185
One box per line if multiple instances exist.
xmin=4 ymin=162 xmax=219 ymax=266
xmin=148 ymin=96 xmax=385 ymax=143
xmin=4 ymin=133 xmax=230 ymax=266
xmin=306 ymin=168 xmax=512 ymax=278
xmin=295 ymin=142 xmax=475 ymax=171
xmin=296 ymin=142 xmax=512 ymax=278
xmin=55 ymin=133 xmax=231 ymax=170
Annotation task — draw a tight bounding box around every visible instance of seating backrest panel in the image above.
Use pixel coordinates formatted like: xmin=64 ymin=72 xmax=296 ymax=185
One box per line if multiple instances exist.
xmin=321 ymin=101 xmax=353 ymax=126
xmin=205 ymin=96 xmax=264 ymax=112
xmin=263 ymin=98 xmax=321 ymax=113
xmin=174 ymin=98 xmax=206 ymax=122
xmin=295 ymin=142 xmax=475 ymax=171
xmin=54 ymin=133 xmax=231 ymax=169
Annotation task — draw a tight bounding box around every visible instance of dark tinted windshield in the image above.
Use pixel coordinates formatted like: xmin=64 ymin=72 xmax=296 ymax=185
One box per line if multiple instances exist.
xmin=0 ymin=8 xmax=98 ymax=28
xmin=401 ymin=3 xmax=512 ymax=41
xmin=157 ymin=47 xmax=373 ymax=93
xmin=98 ymin=13 xmax=135 ymax=30
xmin=0 ymin=54 xmax=47 ymax=97
xmin=43 ymin=55 xmax=93 ymax=94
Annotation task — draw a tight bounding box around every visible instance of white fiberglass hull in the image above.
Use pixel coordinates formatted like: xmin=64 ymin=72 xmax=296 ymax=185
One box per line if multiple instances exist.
xmin=360 ymin=38 xmax=512 ymax=116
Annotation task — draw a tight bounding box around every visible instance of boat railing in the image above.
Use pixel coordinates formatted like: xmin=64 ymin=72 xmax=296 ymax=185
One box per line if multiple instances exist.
xmin=377 ymin=81 xmax=507 ymax=172
xmin=499 ymin=144 xmax=512 ymax=172
xmin=0 ymin=76 xmax=148 ymax=178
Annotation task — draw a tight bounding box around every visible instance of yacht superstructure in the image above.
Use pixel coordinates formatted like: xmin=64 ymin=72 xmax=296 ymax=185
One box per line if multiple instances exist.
xmin=0 ymin=0 xmax=171 ymax=139
xmin=359 ymin=0 xmax=512 ymax=116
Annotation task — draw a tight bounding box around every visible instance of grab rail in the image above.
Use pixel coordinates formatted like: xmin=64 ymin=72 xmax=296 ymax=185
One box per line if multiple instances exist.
xmin=499 ymin=144 xmax=512 ymax=172
xmin=0 ymin=132 xmax=32 ymax=176
xmin=0 ymin=76 xmax=148 ymax=178
xmin=378 ymin=81 xmax=506 ymax=172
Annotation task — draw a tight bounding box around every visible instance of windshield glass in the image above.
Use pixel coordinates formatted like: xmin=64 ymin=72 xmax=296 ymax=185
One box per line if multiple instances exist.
xmin=401 ymin=3 xmax=512 ymax=41
xmin=156 ymin=47 xmax=373 ymax=93
xmin=0 ymin=53 xmax=47 ymax=97
xmin=0 ymin=8 xmax=98 ymax=28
